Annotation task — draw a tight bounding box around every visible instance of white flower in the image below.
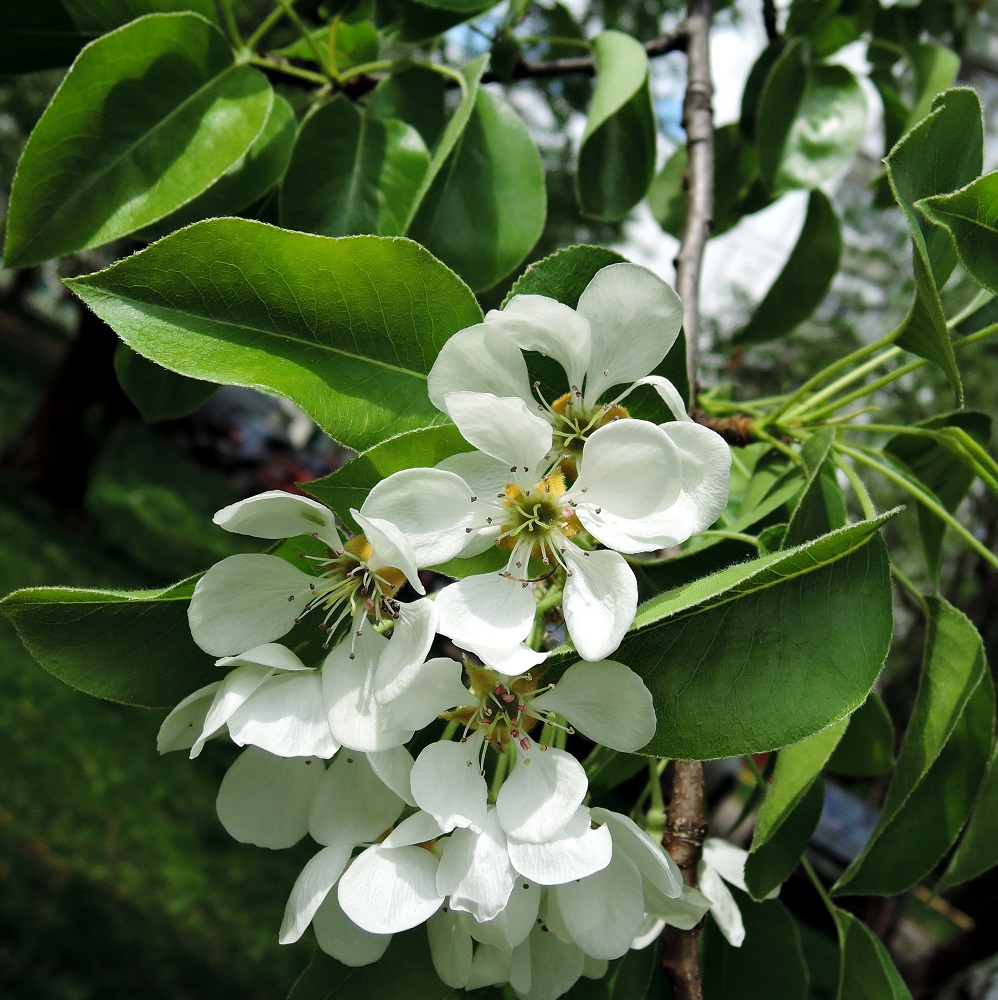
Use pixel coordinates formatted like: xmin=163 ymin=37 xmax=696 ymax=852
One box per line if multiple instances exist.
xmin=698 ymin=836 xmax=764 ymax=947
xmin=399 ymin=658 xmax=656 ymax=842
xmin=364 ymin=396 xmax=706 ymax=660
xmin=186 ymin=490 xmax=438 ymax=700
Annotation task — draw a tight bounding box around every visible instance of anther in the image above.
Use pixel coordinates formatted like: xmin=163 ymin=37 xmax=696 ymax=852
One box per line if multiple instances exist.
xmin=603 ymin=368 xmax=610 ymax=376
xmin=287 ymin=595 xmax=295 ymax=602
xmin=470 ymin=495 xmax=478 ymax=502
xmin=581 ymin=486 xmax=588 ymax=493
xmin=309 ymin=583 xmax=316 ymax=590
xmin=294 ymin=617 xmax=302 ymax=625
xmin=465 ymin=527 xmax=473 ymax=533
xmin=348 ymin=652 xmax=355 ymax=659
xmin=510 ymin=466 xmax=517 ymax=473
xmin=299 ymin=551 xmax=307 ymax=558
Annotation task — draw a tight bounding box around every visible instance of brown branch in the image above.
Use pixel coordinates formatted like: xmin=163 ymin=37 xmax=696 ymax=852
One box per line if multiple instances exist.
xmin=662 ymin=760 xmax=708 ymax=1000
xmin=762 ymin=0 xmax=780 ymax=43
xmin=674 ymin=0 xmax=714 ymax=409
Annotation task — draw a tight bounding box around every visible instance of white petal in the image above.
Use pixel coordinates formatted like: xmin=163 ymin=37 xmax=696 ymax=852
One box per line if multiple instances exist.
xmin=621 ymin=374 xmax=691 ymax=422
xmin=656 ymin=421 xmax=732 ymax=536
xmin=428 ymin=908 xmax=474 ymax=988
xmin=570 ymin=419 xmax=681 ymax=521
xmin=438 ymin=450 xmax=516 ymax=505
xmin=444 ymin=392 xmax=553 ymax=471
xmin=497 ymin=744 xmax=588 ymax=843
xmin=516 ymin=922 xmax=586 ymax=1000
xmin=532 ymin=661 xmax=655 ymax=753
xmin=436 ymin=809 xmax=516 ymax=922
xmin=188 ymin=554 xmax=315 ymax=656
xmin=157 ymin=682 xmax=221 ymax=753
xmin=366 ymin=745 xmax=416 ymax=806
xmin=323 ymin=630 xmax=414 ymax=752
xmin=352 ymin=510 xmax=424 ymax=593
xmin=582 ymin=955 xmax=609 ymax=980
xmin=192 ymin=663 xmax=274 ymax=757
xmin=279 ymin=845 xmax=352 ymax=944
xmin=630 ymin=915 xmax=666 ymax=950
xmin=382 ymin=810 xmax=447 ymax=848
xmin=553 ymin=847 xmax=644 ymax=960
xmin=227 ymin=671 xmax=339 ymax=759
xmin=701 ymin=838 xmax=749 ymax=891
xmin=576 ymin=263 xmax=683 ymax=405
xmin=428 ymin=323 xmax=534 ymax=413
xmin=338 ymin=844 xmax=444 ymax=933
xmin=699 ymin=861 xmax=745 ymax=946
xmin=647 ymin=884 xmax=712 ymax=929
xmin=561 ymin=548 xmax=636 ymax=662
xmin=468 ymin=942 xmax=514 ymax=989
xmin=308 ymin=751 xmax=405 ymax=847
xmin=216 ymin=643 xmax=311 ymax=672
xmin=362 ymin=468 xmax=479 ymax=566
xmin=372 ymin=597 xmax=439 ymax=702
xmin=411 ymin=731 xmax=489 ymax=833
xmin=589 ymin=807 xmax=683 ymax=899
xmin=506 ymin=808 xmax=612 ymax=885
xmin=470 ymin=880 xmax=541 ymax=950
xmin=435 ymin=573 xmax=536 ymax=652
xmin=216 ymin=747 xmax=324 ymax=849
xmin=488 ymin=294 xmax=592 ymax=392
xmin=470 ymin=642 xmax=548 ymax=676
xmin=213 ymin=490 xmax=342 ymax=549
xmin=380 ymin=657 xmax=470 ymax=729
xmin=312 ymin=890 xmax=393 ymax=965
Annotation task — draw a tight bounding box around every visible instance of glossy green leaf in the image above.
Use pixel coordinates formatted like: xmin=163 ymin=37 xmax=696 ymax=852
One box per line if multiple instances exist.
xmin=277 ymin=21 xmax=379 ymax=71
xmin=702 ymin=891 xmax=809 ymax=999
xmin=410 ymin=88 xmax=545 ymax=291
xmin=885 ymin=88 xmax=984 ymax=403
xmin=757 ymin=39 xmax=867 ymax=195
xmin=733 ymin=190 xmax=842 ymax=345
xmin=907 ymin=42 xmax=961 ymax=128
xmin=3 ymin=13 xmax=273 ymax=269
xmin=577 ymin=31 xmax=655 ymax=220
xmin=937 ymin=741 xmax=998 ymax=890
xmin=367 ymin=67 xmax=448 ymax=151
xmin=306 ymin=425 xmax=468 ymax=522
xmin=885 ymin=411 xmax=992 ymax=580
xmin=833 ymin=909 xmax=912 ymax=1000
xmin=739 ymin=41 xmax=784 ymax=141
xmin=138 ymin=93 xmax=296 ymax=241
xmin=378 ymin=0 xmax=499 ymax=43
xmin=833 ymin=597 xmax=993 ymax=896
xmin=918 ymin=172 xmax=998 ymax=293
xmin=503 ymin=244 xmax=690 ymax=416
xmin=745 ymin=779 xmax=825 ymax=900
xmin=781 ymin=428 xmax=845 ymax=548
xmin=66 ymin=220 xmax=483 ymax=453
xmin=0 ymin=0 xmax=216 ymax=74
xmin=827 ymin=692 xmax=896 ymax=777
xmin=754 ymin=719 xmax=847 ymax=849
xmin=281 ymin=98 xmax=429 ymax=238
xmin=403 ymin=55 xmax=488 ymax=231
xmin=0 ymin=578 xmax=213 ymax=708
xmin=114 ymin=345 xmax=217 ymax=422
xmin=589 ymin=516 xmax=896 ymax=759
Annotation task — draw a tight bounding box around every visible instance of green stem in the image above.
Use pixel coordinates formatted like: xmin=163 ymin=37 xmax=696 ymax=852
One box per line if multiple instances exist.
xmin=276 ymin=0 xmax=330 ymax=73
xmin=218 ymin=0 xmax=244 ymax=46
xmin=339 ymin=59 xmax=401 ymax=81
xmin=781 ymin=348 xmax=901 ymax=424
xmin=891 ymin=563 xmax=930 ymax=614
xmin=249 ymin=55 xmax=329 ymax=84
xmin=834 ymin=454 xmax=876 ymax=520
xmin=801 ymin=856 xmax=835 ymax=915
xmin=838 ymin=443 xmax=998 ymax=571
xmin=754 ymin=425 xmax=808 ymax=470
xmin=424 ymin=61 xmax=469 ymax=93
xmin=695 ymin=529 xmax=764 ymax=550
xmin=245 ymin=4 xmax=288 ymax=50
xmin=517 ymin=34 xmax=592 ymax=49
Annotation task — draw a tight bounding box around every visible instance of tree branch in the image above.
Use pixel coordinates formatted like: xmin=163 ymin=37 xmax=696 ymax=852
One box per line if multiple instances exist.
xmin=674 ymin=0 xmax=714 ymax=408
xmin=662 ymin=760 xmax=708 ymax=1000
xmin=762 ymin=0 xmax=780 ymax=43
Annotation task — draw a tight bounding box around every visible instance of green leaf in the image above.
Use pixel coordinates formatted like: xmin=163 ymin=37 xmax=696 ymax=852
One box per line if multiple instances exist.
xmin=137 ymin=93 xmax=296 ymax=241
xmin=757 ymin=39 xmax=867 ymax=195
xmin=833 ymin=597 xmax=993 ymax=896
xmin=65 ymin=219 xmax=483 ymax=453
xmin=885 ymin=88 xmax=984 ymax=403
xmin=410 ymin=88 xmax=546 ymax=291
xmin=781 ymin=428 xmax=845 ymax=548
xmin=745 ymin=779 xmax=825 ymax=900
xmin=502 ymin=244 xmax=690 ymax=415
xmin=3 ymin=13 xmax=273 ymax=269
xmin=367 ymin=67 xmax=448 ymax=151
xmin=833 ymin=908 xmax=912 ymax=1000
xmin=918 ymin=172 xmax=998 ymax=293
xmin=305 ymin=425 xmax=469 ymax=523
xmin=733 ymin=190 xmax=842 ymax=345
xmin=583 ymin=745 xmax=647 ymax=800
xmin=577 ymin=31 xmax=655 ymax=220
xmin=885 ymin=410 xmax=992 ymax=580
xmin=0 ymin=0 xmax=217 ymax=74
xmin=281 ymin=98 xmax=429 ymax=238
xmin=114 ymin=345 xmax=217 ymax=422
xmin=701 ymin=891 xmax=809 ymax=999
xmin=595 ymin=516 xmax=896 ymax=759
xmin=378 ymin=0 xmax=499 ymax=44
xmin=827 ymin=692 xmax=896 ymax=777
xmin=0 ymin=578 xmax=213 ymax=709
xmin=277 ymin=21 xmax=379 ymax=71
xmin=907 ymin=42 xmax=961 ymax=129
xmin=937 ymin=741 xmax=998 ymax=890
xmin=739 ymin=41 xmax=784 ymax=141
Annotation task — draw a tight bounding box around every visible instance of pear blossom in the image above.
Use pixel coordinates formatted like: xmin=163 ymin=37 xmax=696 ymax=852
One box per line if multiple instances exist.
xmin=186 ymin=490 xmax=439 ymax=700
xmin=698 ymin=836 xmax=771 ymax=947
xmin=363 ymin=393 xmax=709 ymax=660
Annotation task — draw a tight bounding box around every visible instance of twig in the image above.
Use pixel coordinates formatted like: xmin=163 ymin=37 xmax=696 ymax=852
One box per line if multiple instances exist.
xmin=662 ymin=760 xmax=708 ymax=1000
xmin=674 ymin=0 xmax=714 ymax=408
xmin=762 ymin=0 xmax=780 ymax=43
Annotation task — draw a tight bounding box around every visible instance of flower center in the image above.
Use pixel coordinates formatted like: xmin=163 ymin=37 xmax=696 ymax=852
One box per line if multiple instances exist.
xmin=538 ymin=385 xmax=629 ymax=460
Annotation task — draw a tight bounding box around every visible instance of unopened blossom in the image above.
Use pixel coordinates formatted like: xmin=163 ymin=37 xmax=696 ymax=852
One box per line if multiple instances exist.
xmin=186 ymin=490 xmax=438 ymax=699
xmin=363 ymin=394 xmax=706 ymax=660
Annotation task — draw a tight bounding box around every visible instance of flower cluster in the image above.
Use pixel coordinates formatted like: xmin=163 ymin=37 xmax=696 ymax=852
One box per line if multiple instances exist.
xmin=159 ymin=263 xmax=739 ymax=998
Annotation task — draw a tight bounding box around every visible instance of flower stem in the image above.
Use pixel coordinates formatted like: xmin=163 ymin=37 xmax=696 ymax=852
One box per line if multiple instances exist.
xmin=245 ymin=4 xmax=288 ymax=51
xmin=249 ymin=55 xmax=329 ymax=85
